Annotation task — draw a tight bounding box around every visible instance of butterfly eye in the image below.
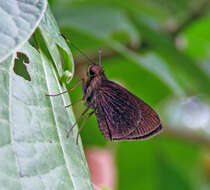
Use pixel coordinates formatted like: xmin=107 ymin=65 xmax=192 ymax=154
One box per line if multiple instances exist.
xmin=89 ymin=68 xmax=95 ymax=76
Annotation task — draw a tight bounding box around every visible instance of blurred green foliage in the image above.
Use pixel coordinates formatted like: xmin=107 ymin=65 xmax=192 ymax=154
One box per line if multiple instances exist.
xmin=49 ymin=0 xmax=210 ymax=189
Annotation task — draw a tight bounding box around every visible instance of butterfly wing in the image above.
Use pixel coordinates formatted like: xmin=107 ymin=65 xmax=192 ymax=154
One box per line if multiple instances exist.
xmin=114 ymin=99 xmax=162 ymax=140
xmin=95 ymin=80 xmax=162 ymax=141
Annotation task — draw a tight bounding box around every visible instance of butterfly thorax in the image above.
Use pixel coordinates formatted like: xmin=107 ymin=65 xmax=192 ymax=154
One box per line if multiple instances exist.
xmin=82 ymin=73 xmax=107 ymax=108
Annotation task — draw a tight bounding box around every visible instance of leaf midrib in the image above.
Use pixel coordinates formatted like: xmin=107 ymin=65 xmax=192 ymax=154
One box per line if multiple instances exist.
xmin=41 ymin=53 xmax=77 ymax=189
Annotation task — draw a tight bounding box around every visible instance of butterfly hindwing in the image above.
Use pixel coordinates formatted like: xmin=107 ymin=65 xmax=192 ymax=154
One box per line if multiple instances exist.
xmin=95 ymin=80 xmax=162 ymax=141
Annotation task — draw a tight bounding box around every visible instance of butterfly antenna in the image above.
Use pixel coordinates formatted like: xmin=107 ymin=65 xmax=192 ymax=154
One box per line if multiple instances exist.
xmin=98 ymin=48 xmax=102 ymax=65
xmin=60 ymin=34 xmax=95 ymax=65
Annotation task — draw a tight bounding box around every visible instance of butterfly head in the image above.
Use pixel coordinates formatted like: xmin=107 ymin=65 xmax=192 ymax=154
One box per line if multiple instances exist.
xmin=87 ymin=64 xmax=104 ymax=77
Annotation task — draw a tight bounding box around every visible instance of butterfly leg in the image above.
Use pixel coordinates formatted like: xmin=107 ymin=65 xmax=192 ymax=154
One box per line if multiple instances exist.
xmin=66 ymin=106 xmax=91 ymax=138
xmin=46 ymin=79 xmax=82 ymax=97
xmin=65 ymin=97 xmax=83 ymax=108
xmin=76 ymin=111 xmax=95 ymax=144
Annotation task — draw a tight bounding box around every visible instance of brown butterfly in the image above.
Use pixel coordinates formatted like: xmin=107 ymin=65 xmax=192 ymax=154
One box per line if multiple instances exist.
xmin=80 ymin=63 xmax=162 ymax=140
xmin=47 ymin=36 xmax=162 ymax=144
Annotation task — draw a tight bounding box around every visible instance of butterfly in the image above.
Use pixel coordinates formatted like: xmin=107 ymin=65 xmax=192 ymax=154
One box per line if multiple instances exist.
xmin=80 ymin=63 xmax=162 ymax=141
xmin=47 ymin=35 xmax=162 ymax=144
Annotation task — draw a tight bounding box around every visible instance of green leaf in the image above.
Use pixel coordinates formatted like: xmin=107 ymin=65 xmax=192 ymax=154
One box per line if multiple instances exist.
xmin=129 ymin=13 xmax=210 ymax=96
xmin=36 ymin=7 xmax=93 ymax=189
xmin=0 ymin=41 xmax=93 ymax=189
xmin=0 ymin=5 xmax=93 ymax=190
xmin=0 ymin=0 xmax=47 ymax=62
xmin=55 ymin=5 xmax=140 ymax=45
xmin=0 ymin=55 xmax=23 ymax=189
xmin=39 ymin=6 xmax=74 ymax=77
xmin=182 ymin=15 xmax=210 ymax=60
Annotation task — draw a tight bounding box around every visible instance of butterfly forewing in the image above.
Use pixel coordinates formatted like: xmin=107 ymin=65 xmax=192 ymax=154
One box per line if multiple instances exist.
xmin=95 ymin=80 xmax=162 ymax=141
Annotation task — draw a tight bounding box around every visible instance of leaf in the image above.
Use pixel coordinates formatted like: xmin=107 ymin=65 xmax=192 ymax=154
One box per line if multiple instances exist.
xmin=0 ymin=0 xmax=47 ymax=62
xmin=54 ymin=5 xmax=140 ymax=45
xmin=0 ymin=5 xmax=93 ymax=190
xmin=182 ymin=15 xmax=210 ymax=60
xmin=39 ymin=6 xmax=74 ymax=76
xmin=128 ymin=13 xmax=210 ymax=96
xmin=0 ymin=55 xmax=23 ymax=190
xmin=36 ymin=7 xmax=93 ymax=189
xmin=0 ymin=41 xmax=93 ymax=190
